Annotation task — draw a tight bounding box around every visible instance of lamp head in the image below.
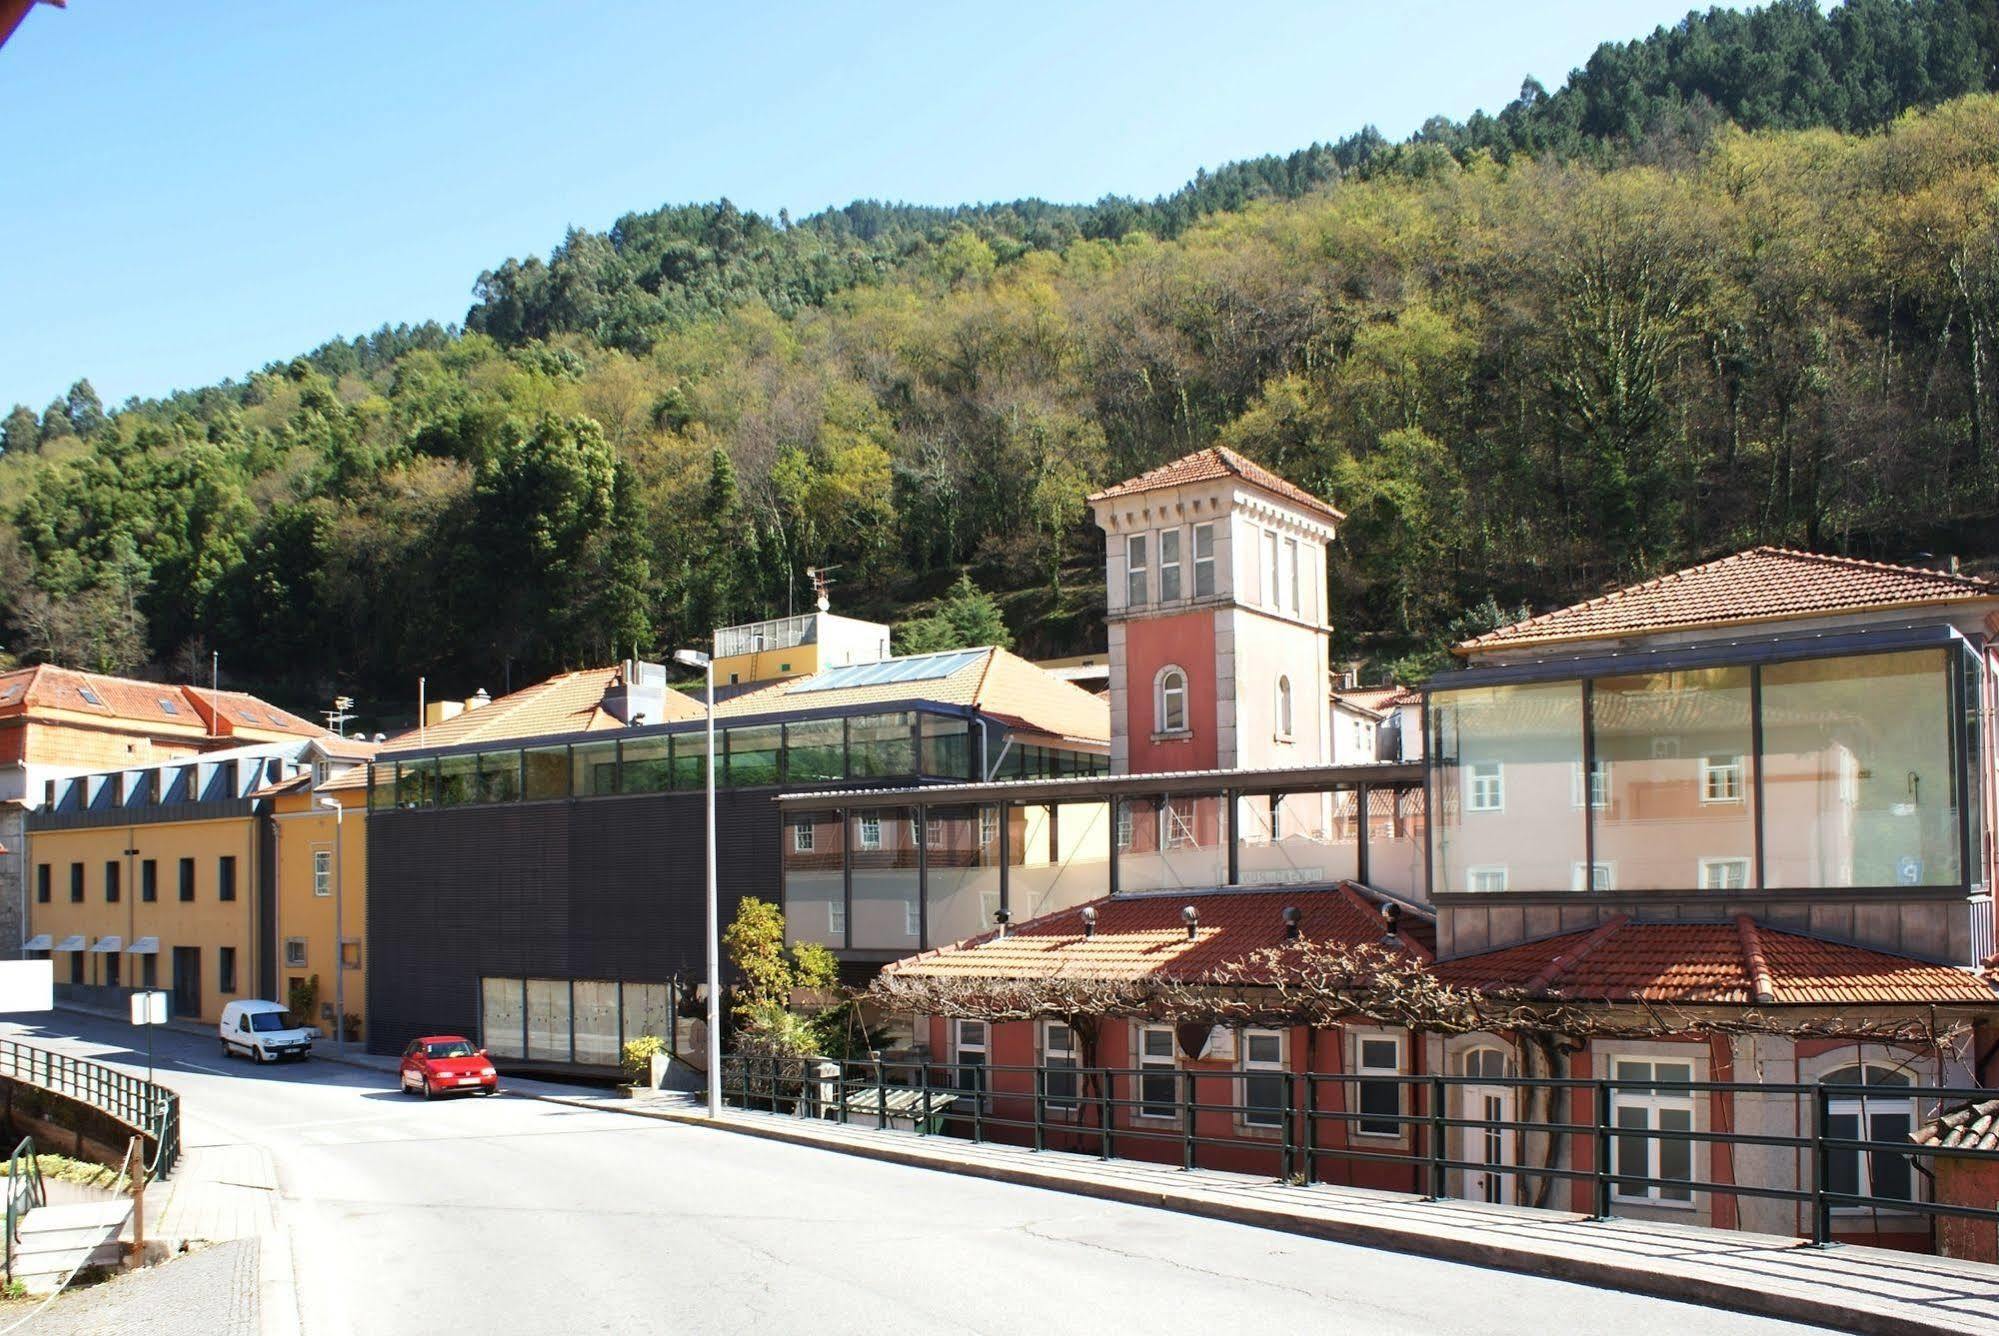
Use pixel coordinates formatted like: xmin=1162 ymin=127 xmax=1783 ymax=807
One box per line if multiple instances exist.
xmin=673 ymin=648 xmax=711 ymax=669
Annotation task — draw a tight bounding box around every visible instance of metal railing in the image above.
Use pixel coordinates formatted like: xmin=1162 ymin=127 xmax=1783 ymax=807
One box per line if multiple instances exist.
xmin=4 ymin=1136 xmax=44 ymax=1285
xmin=0 ymin=1040 xmax=180 ymax=1178
xmin=719 ymin=1055 xmax=1999 ymax=1247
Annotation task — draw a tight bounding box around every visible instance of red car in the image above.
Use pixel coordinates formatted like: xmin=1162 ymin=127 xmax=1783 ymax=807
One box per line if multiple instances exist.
xmin=399 ymin=1035 xmax=499 ymax=1098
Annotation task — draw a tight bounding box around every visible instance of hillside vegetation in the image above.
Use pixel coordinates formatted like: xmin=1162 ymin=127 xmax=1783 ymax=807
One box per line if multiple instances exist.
xmin=3 ymin=1 xmax=1998 ymax=714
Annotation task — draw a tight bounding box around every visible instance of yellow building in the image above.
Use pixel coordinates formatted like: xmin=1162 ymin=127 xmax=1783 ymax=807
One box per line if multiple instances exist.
xmin=267 ymin=766 xmax=368 ymax=1041
xmin=24 ymin=738 xmax=371 ymax=1028
xmin=710 ymin=611 xmax=892 ymax=687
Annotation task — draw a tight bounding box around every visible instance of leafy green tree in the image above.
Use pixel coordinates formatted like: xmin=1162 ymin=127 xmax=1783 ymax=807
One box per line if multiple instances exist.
xmin=896 ymin=574 xmax=1012 ymax=653
xmin=1 ymin=404 xmax=38 ymax=455
xmin=63 ymin=379 xmax=107 ymax=438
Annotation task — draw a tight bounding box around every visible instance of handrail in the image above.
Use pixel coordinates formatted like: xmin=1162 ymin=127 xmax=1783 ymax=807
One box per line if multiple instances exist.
xmin=4 ymin=1138 xmax=44 ymax=1285
xmin=0 ymin=1040 xmax=180 ymax=1180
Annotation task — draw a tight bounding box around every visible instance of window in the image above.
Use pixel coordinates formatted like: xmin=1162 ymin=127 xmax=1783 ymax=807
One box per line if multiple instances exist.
xmin=218 ymin=856 xmax=236 ymax=902
xmin=1467 ymin=761 xmax=1504 ymax=812
xmin=104 ymin=861 xmax=120 ymax=904
xmin=1161 ymin=798 xmax=1196 ymax=849
xmin=157 ymin=697 xmax=178 ymax=715
xmin=1651 ymin=736 xmax=1681 ymax=759
xmin=284 ymin=938 xmax=307 ymax=969
xmin=341 ymin=940 xmax=362 ymax=970
xmin=924 ymin=814 xmax=944 ymax=850
xmin=1043 ymin=1021 xmax=1079 ymax=1109
xmin=978 ymin=809 xmax=998 ymax=847
xmin=793 ymin=824 xmax=815 ymax=853
xmin=69 ymin=954 xmax=83 ymax=985
xmin=1115 ymin=802 xmax=1134 ymax=850
xmin=218 ymin=947 xmax=237 ymax=995
xmin=1699 ymin=857 xmax=1750 ymax=891
xmin=178 ymin=858 xmax=195 ymax=902
xmin=141 ymin=954 xmax=156 ymax=989
xmin=313 ymin=850 xmax=332 ymax=897
xmin=956 ymin=1019 xmax=988 ymax=1101
xmin=1284 ymin=536 xmax=1300 ymax=615
xmin=1275 ymin=675 xmax=1294 ymax=739
xmin=1159 ymin=528 xmax=1182 ymax=602
xmin=1611 ymin=1058 xmax=1696 ymax=1203
xmin=35 ymin=865 xmax=49 ymax=904
xmin=1571 ymin=759 xmax=1609 ymax=809
xmin=857 ymin=813 xmax=882 ymax=850
xmin=1354 ymin=1032 xmax=1403 ymax=1136
xmin=68 ymin=863 xmax=82 ymax=903
xmin=1822 ymin=1064 xmax=1917 ymax=1209
xmin=103 ymin=953 xmax=119 ymax=988
xmin=827 ymin=900 xmax=846 ymax=936
xmin=1242 ymin=1029 xmax=1286 ymax=1128
xmin=1125 ymin=534 xmax=1149 ymax=606
xmin=77 ymin=685 xmax=102 ymax=706
xmin=903 ymin=900 xmax=921 ymax=939
xmin=1156 ymin=667 xmax=1188 ymax=734
xmin=141 ymin=860 xmax=157 ymax=903
xmin=1700 ymin=755 xmax=1745 ymax=803
xmin=1139 ymin=1025 xmax=1178 ymax=1119
xmin=1572 ymin=861 xmax=1616 ymax=892
xmin=1192 ymin=522 xmax=1215 ymax=597
xmin=1466 ymin=865 xmax=1510 ymax=893
xmin=1263 ymin=530 xmax=1280 ymax=609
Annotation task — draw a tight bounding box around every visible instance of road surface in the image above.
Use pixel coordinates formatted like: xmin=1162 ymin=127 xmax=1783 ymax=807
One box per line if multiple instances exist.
xmin=1 ymin=1011 xmax=1835 ymax=1336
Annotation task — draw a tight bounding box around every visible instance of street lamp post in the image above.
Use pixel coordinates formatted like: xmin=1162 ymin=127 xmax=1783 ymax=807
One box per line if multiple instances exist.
xmin=318 ymin=796 xmax=346 ymax=1055
xmin=672 ymin=648 xmax=722 ymax=1118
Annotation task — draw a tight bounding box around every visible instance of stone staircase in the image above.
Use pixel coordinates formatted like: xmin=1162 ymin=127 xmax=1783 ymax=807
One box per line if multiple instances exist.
xmin=9 ymin=1195 xmax=130 ymax=1294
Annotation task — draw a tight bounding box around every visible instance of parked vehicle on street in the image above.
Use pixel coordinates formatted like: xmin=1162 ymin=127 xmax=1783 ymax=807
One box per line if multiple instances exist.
xmin=219 ymin=1000 xmax=316 ymax=1063
xmin=400 ymin=1035 xmax=498 ymax=1098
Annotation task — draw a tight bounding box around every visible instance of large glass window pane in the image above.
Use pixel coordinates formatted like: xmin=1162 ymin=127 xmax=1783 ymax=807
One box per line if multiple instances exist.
xmin=1762 ymin=649 xmax=1960 ymax=888
xmin=395 ymin=758 xmax=434 ymax=809
xmin=920 ymin=714 xmax=973 ymax=779
xmin=1009 ymin=801 xmax=1112 ymax=919
xmin=1431 ymin=682 xmax=1586 ymax=894
xmin=523 ymin=746 xmax=569 ymax=801
xmin=726 ymin=725 xmax=781 ymax=787
xmin=849 ymin=808 xmax=919 ymax=950
xmin=572 ymin=740 xmax=619 ymax=797
xmin=572 ymin=981 xmax=619 ymax=1066
xmin=923 ymin=805 xmax=1001 ymax=946
xmin=1962 ymin=645 xmax=1986 ymax=893
xmin=525 ymin=979 xmax=571 ymax=1062
xmin=1235 ymin=789 xmax=1354 ymax=888
xmin=1116 ymin=794 xmax=1227 ymax=893
xmin=670 ymin=732 xmax=711 ymax=790
xmin=481 ymin=978 xmax=523 ymax=1059
xmin=848 ymin=712 xmax=915 ymax=778
xmin=784 ymin=718 xmax=844 ymax=784
xmin=436 ymin=754 xmax=478 ymax=807
xmin=369 ymin=764 xmax=395 ymax=812
xmin=783 ymin=811 xmax=846 ymax=949
xmin=620 ymin=737 xmax=672 ymax=794
xmin=477 ymin=751 xmax=521 ymax=804
xmin=1591 ymin=668 xmax=1755 ymax=891
xmin=620 ymin=983 xmax=670 ymax=1051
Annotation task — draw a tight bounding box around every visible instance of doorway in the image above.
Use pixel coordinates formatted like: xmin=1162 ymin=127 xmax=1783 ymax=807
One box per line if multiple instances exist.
xmin=171 ymin=946 xmax=201 ymax=1020
xmin=1462 ymin=1047 xmax=1515 ymax=1205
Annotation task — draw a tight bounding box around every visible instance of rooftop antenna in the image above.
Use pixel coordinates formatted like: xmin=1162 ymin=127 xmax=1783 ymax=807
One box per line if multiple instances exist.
xmin=322 ymin=696 xmax=355 ymax=738
xmin=806 ymin=564 xmax=839 ymax=613
xmin=210 ymin=650 xmax=220 ymax=740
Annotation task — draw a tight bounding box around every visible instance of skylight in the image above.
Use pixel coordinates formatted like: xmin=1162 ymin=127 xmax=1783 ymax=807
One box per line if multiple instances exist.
xmin=157 ymin=699 xmax=179 ymax=715
xmin=786 ymin=648 xmax=984 ymax=694
xmin=77 ymin=687 xmax=102 ymax=706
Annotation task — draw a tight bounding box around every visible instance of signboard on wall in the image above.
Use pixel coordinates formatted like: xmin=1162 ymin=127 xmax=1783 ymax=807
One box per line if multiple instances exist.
xmin=0 ymin=960 xmax=53 ymax=1013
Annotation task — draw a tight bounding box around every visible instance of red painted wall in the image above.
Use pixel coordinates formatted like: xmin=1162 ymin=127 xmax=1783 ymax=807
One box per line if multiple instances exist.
xmin=1122 ymin=612 xmax=1218 ymax=775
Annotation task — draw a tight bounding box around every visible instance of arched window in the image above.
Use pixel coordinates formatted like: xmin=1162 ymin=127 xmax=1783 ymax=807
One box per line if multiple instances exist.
xmin=1275 ymin=675 xmax=1294 ymax=738
xmin=1461 ymin=1046 xmax=1514 ymax=1080
xmin=1821 ymin=1064 xmax=1917 ymax=1207
xmin=1156 ymin=667 xmax=1188 ymax=734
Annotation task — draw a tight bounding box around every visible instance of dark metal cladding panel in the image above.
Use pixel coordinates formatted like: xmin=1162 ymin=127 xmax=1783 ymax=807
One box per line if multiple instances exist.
xmin=365 ymin=792 xmax=781 ymax=1056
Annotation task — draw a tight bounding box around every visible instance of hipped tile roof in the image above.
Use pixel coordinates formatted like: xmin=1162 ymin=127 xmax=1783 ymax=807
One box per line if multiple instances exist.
xmin=384 ymin=667 xmax=704 ymax=751
xmin=881 ymin=884 xmax=1421 ymax=985
xmin=1433 ymin=915 xmax=1998 ymax=1007
xmin=1087 ymin=446 xmax=1345 ymax=522
xmin=0 ymin=664 xmax=330 ymax=740
xmin=1456 ymin=547 xmax=1996 ymax=655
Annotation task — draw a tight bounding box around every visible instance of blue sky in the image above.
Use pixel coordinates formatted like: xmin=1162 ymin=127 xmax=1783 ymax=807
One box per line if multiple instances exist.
xmin=0 ymin=1 xmax=1723 ymax=410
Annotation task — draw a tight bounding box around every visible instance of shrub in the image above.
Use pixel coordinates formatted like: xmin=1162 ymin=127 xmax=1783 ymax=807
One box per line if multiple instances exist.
xmin=621 ymin=1035 xmax=665 ymax=1085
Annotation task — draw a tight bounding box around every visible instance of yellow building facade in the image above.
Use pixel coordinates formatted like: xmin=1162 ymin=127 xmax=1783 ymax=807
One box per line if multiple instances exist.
xmin=267 ymin=771 xmax=367 ymax=1041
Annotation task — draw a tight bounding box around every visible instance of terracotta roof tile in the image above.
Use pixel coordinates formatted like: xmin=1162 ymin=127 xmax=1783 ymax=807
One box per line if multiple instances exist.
xmin=1914 ymin=1099 xmax=1999 ymax=1153
xmin=1434 ymin=916 xmax=1998 ymax=1007
xmin=383 ymin=667 xmax=702 ymax=750
xmin=881 ymin=883 xmax=1408 ymax=984
xmin=1457 ymin=548 xmax=1996 ymax=656
xmin=0 ymin=664 xmax=330 ymax=740
xmin=1087 ymin=446 xmax=1345 ymax=522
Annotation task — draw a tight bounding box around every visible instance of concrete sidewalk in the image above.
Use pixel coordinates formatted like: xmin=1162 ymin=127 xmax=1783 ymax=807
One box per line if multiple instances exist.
xmin=543 ymin=1089 xmax=1999 ymax=1336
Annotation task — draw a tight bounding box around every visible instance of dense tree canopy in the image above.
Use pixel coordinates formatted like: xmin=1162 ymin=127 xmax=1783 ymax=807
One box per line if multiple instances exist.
xmin=4 ymin=1 xmax=1998 ymax=726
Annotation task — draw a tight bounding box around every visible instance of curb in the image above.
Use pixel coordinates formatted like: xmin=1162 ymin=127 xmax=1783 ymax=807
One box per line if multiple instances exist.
xmin=537 ymin=1093 xmax=1982 ymax=1336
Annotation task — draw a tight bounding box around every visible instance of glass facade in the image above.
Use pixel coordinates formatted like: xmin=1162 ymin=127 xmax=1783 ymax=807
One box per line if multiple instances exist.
xmin=481 ymin=976 xmax=683 ymax=1069
xmin=923 ymin=805 xmax=1002 ymax=947
xmin=1431 ymin=645 xmax=1980 ymax=895
xmin=850 ymin=808 xmax=920 ymax=951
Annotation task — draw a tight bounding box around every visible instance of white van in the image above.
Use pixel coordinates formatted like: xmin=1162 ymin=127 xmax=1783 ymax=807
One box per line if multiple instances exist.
xmin=219 ymin=999 xmax=316 ymax=1063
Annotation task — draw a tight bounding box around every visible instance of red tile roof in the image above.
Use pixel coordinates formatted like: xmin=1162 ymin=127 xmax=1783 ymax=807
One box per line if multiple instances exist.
xmin=881 ymin=884 xmax=1418 ymax=984
xmin=1457 ymin=548 xmax=1996 ymax=656
xmin=1087 ymin=447 xmax=1345 ymax=522
xmin=1914 ymin=1099 xmax=1999 ymax=1153
xmin=0 ymin=664 xmax=331 ymax=740
xmin=1433 ymin=915 xmax=1998 ymax=1007
xmin=1333 ymin=685 xmax=1416 ymax=716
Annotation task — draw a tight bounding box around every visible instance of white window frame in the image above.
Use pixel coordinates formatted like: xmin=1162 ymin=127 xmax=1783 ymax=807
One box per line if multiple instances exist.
xmin=856 ymin=812 xmax=882 ymax=850
xmin=1821 ymin=1063 xmax=1921 ymax=1214
xmin=1042 ymin=1020 xmax=1079 ymax=1110
xmin=1572 ymin=861 xmax=1616 ymax=892
xmin=955 ymin=1019 xmax=988 ymax=1104
xmin=1158 ymin=527 xmax=1182 ymax=602
xmin=1115 ymin=802 xmax=1134 ymax=850
xmin=1125 ymin=534 xmax=1149 ymax=607
xmin=312 ymin=849 xmax=332 ymax=898
xmin=924 ymin=814 xmax=944 ymax=850
xmin=1240 ymin=1028 xmax=1286 ymax=1129
xmin=1161 ymin=798 xmax=1196 ymax=850
xmin=792 ymin=823 xmax=815 ymax=854
xmin=1698 ymin=856 xmax=1750 ymax=891
xmin=1156 ymin=666 xmax=1189 ymax=735
xmin=1467 ymin=761 xmax=1504 ymax=812
xmin=978 ymin=808 xmax=998 ymax=847
xmin=1275 ymin=675 xmax=1294 ymax=740
xmin=828 ymin=900 xmax=846 ymax=936
xmin=1263 ymin=530 xmax=1280 ymax=610
xmin=1700 ymin=755 xmax=1745 ymax=804
xmin=1284 ymin=536 xmax=1300 ymax=615
xmin=1137 ymin=1024 xmax=1179 ymax=1120
xmin=1466 ymin=865 xmax=1509 ymax=893
xmin=1570 ymin=759 xmax=1609 ymax=809
xmin=1353 ymin=1030 xmax=1405 ymax=1138
xmin=1610 ymin=1056 xmax=1697 ymax=1205
xmin=283 ymin=937 xmax=307 ymax=969
xmin=903 ymin=899 xmax=921 ymax=939
xmin=1192 ymin=522 xmax=1215 ymax=598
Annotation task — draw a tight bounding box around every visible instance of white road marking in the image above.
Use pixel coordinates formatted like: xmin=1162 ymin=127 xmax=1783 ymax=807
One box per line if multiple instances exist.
xmin=176 ymin=1061 xmax=228 ymax=1075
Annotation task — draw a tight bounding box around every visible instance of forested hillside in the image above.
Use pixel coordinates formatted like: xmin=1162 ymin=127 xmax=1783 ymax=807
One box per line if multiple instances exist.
xmin=4 ymin=0 xmax=1998 ymax=718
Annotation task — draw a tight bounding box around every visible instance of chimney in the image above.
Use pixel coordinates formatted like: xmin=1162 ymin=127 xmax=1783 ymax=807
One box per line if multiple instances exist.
xmin=602 ymin=659 xmax=667 ymax=726
xmin=466 ymin=688 xmax=492 ymax=711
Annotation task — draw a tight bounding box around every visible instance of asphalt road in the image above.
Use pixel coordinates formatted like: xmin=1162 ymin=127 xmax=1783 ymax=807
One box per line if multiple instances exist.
xmin=0 ymin=1012 xmax=1836 ymax=1336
